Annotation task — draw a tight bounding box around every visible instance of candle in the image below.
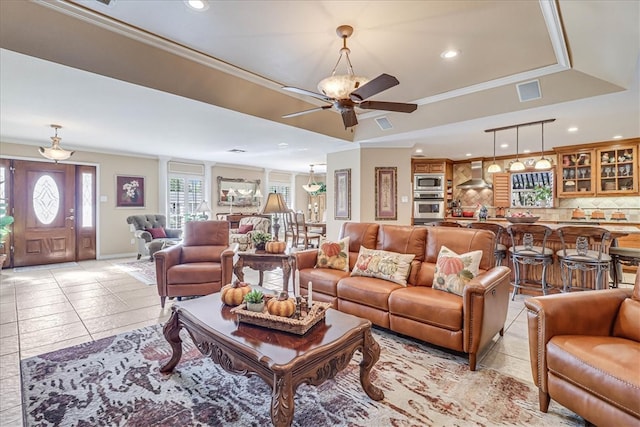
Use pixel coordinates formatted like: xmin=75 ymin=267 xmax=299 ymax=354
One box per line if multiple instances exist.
xmin=294 ymin=279 xmax=300 ymax=298
xmin=307 ymin=281 xmax=313 ymax=307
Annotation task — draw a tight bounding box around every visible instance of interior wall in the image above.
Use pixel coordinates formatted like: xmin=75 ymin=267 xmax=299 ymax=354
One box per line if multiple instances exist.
xmin=327 ymin=148 xmax=360 ymax=239
xmin=0 ymin=141 xmax=159 ymax=258
xmin=212 ymin=165 xmax=264 ymax=217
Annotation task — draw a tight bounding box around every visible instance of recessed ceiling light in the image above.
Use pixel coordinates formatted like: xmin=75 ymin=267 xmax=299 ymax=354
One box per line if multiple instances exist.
xmin=500 ymin=143 xmax=509 ymax=149
xmin=440 ymin=49 xmax=460 ymax=59
xmin=612 ymin=135 xmax=623 ymax=139
xmin=278 ymin=142 xmax=288 ymax=148
xmin=185 ymin=0 xmax=209 ymax=11
xmin=465 ymin=153 xmax=472 ymax=157
xmin=523 ymin=149 xmax=531 ymax=154
xmin=567 ymin=127 xmax=578 ymax=132
xmin=415 ymin=148 xmax=423 ymax=154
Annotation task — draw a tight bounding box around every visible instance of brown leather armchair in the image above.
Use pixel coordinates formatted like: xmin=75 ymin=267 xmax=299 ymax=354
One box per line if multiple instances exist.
xmin=154 ymin=221 xmax=237 ymax=308
xmin=525 ymin=271 xmax=640 ymax=425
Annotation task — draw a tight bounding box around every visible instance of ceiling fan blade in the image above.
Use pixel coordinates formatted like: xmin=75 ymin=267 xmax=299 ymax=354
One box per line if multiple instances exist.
xmin=341 ymin=109 xmax=358 ymax=128
xmin=282 ymin=105 xmax=332 ymax=119
xmin=282 ymin=86 xmax=333 ymax=102
xmin=359 ymin=100 xmax=417 ymax=113
xmin=349 ymin=73 xmax=399 ymax=102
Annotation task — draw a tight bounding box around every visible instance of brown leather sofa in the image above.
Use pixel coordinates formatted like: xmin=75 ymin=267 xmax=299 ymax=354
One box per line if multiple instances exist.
xmin=294 ymin=222 xmax=511 ymax=370
xmin=525 ymin=272 xmax=640 ymax=425
xmin=155 ymin=221 xmax=237 ymax=308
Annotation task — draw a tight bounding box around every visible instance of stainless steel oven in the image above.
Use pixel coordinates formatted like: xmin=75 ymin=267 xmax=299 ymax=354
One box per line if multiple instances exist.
xmin=413 ymin=192 xmax=445 ymax=221
xmin=414 ymin=173 xmax=445 ymax=192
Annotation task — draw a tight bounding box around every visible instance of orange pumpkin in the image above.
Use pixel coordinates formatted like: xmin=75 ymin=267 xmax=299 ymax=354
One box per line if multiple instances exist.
xmin=221 ymin=281 xmax=251 ymax=306
xmin=265 ymin=240 xmax=286 ymax=254
xmin=321 ymin=241 xmax=341 ymax=258
xmin=267 ymin=292 xmax=296 ymax=317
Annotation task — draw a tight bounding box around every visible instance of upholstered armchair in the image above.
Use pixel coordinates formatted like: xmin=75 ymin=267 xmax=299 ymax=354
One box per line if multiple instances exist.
xmin=154 ymin=220 xmax=237 ymax=308
xmin=126 ymin=214 xmax=182 ymax=260
xmin=525 ymin=270 xmax=640 ymax=425
xmin=229 ymin=216 xmax=271 ymax=251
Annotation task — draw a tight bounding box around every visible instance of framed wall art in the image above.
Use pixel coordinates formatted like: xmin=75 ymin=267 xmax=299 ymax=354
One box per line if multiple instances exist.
xmin=334 ymin=168 xmax=351 ymax=220
xmin=375 ymin=167 xmax=397 ymax=220
xmin=116 ymin=175 xmax=145 ymax=208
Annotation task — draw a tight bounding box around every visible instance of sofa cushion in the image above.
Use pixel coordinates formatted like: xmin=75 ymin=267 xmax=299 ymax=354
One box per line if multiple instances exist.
xmin=432 ymin=245 xmax=482 ymax=296
xmin=547 ymin=335 xmax=640 ymax=418
xmin=613 ymin=298 xmax=640 ymax=342
xmin=299 ymin=267 xmax=349 ymax=298
xmin=181 ymin=246 xmax=224 ymax=263
xmin=350 ymin=247 xmax=415 ymax=286
xmin=238 ymin=224 xmax=254 ymax=234
xmin=316 ymin=237 xmax=349 ymax=272
xmin=147 ymin=227 xmax=167 ymax=239
xmin=167 ymin=262 xmax=222 ymax=285
xmin=337 ymin=276 xmax=400 ymax=311
xmin=389 ymin=286 xmax=463 ymax=331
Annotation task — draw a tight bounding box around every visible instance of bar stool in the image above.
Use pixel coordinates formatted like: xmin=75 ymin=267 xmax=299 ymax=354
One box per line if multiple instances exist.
xmin=609 ymin=246 xmax=640 ymax=287
xmin=556 ymin=227 xmax=611 ymax=292
xmin=431 ymin=221 xmax=463 ymax=227
xmin=507 ymin=224 xmax=554 ymax=300
xmin=467 ymin=222 xmax=507 ymax=266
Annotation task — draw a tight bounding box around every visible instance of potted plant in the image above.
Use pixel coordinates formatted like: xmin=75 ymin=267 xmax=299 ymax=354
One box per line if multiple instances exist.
xmin=533 ymin=184 xmax=553 ymax=207
xmin=0 ymin=198 xmax=14 ymax=268
xmin=244 ymin=289 xmax=265 ymax=312
xmin=251 ymin=231 xmax=272 ymax=251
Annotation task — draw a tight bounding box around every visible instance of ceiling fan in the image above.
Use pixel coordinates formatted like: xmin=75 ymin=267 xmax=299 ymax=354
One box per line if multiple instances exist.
xmin=282 ymin=25 xmax=418 ymax=129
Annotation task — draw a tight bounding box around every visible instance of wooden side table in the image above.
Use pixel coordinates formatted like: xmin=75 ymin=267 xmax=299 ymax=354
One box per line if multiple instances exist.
xmin=234 ymin=249 xmax=296 ymax=294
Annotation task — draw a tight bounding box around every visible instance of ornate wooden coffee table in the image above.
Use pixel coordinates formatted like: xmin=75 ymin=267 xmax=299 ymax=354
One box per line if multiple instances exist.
xmin=233 ymin=249 xmax=296 ymax=294
xmin=160 ymin=293 xmax=384 ymax=427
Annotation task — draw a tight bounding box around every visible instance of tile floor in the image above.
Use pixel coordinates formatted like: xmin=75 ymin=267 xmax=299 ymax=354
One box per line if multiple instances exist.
xmin=0 ymin=258 xmax=634 ymax=426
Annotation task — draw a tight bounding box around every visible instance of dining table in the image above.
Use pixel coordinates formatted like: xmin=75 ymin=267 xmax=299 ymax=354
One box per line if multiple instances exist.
xmin=304 ymin=222 xmax=326 ymax=237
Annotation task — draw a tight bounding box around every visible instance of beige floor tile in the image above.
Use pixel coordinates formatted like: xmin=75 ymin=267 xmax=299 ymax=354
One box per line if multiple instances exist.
xmin=0 ymin=335 xmax=18 ymax=357
xmin=17 ymin=301 xmax=75 ymax=321
xmin=63 ymin=287 xmax=115 ymax=302
xmin=0 ymin=322 xmax=17 ymax=338
xmin=59 ymin=282 xmax=107 ymax=295
xmin=122 ymin=294 xmax=164 ymax=310
xmin=73 ymin=300 xmax=131 ymax=320
xmin=0 ymin=374 xmax=21 ymax=414
xmin=0 ymin=352 xmax=20 ymax=379
xmin=69 ymin=294 xmax=125 ymax=311
xmin=90 ymin=318 xmax=168 ymax=341
xmin=14 ymin=281 xmax=61 ymax=295
xmin=18 ymin=310 xmax=82 ymax=335
xmin=19 ymin=321 xmax=89 ymax=352
xmin=100 ymin=277 xmax=147 ymax=291
xmin=15 ymin=288 xmax=66 ymax=303
xmin=13 ymin=276 xmax=57 ymax=287
xmin=0 ymin=286 xmax=15 ymax=299
xmin=19 ymin=335 xmax=93 ymax=359
xmin=0 ymin=304 xmax=17 ymax=325
xmin=113 ymin=286 xmax=159 ymax=301
xmin=0 ymin=405 xmax=23 ymax=427
xmin=480 ymin=350 xmax=535 ymax=385
xmin=82 ymin=305 xmax=171 ymax=334
xmin=16 ymin=294 xmax=70 ymax=311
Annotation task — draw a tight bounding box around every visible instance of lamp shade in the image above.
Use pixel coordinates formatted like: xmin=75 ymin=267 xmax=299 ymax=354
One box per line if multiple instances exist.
xmin=261 ymin=192 xmax=289 ymax=214
xmin=509 ymin=161 xmax=526 ymax=171
xmin=534 ymin=158 xmax=552 ymax=170
xmin=487 ymin=163 xmax=502 ymax=173
xmin=196 ymin=200 xmax=211 ymax=213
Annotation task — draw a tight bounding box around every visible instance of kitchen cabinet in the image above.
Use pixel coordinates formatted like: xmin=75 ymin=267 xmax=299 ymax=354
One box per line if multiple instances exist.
xmin=492 ymin=173 xmax=510 ymax=208
xmin=509 ymin=171 xmax=554 ymax=208
xmin=413 ymin=160 xmax=447 ymax=174
xmin=557 ymin=149 xmax=595 ymax=197
xmin=596 ymin=145 xmax=638 ymax=194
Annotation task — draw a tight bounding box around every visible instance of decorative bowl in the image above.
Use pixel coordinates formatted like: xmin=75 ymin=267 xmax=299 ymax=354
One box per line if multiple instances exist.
xmin=506 ymin=216 xmax=540 ymax=224
xmin=462 ymin=211 xmax=475 ymax=217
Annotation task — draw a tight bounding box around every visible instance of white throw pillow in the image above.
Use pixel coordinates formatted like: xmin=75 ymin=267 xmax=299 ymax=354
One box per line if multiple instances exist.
xmin=432 ymin=245 xmax=483 ymax=296
xmin=350 ymin=246 xmax=415 ymax=286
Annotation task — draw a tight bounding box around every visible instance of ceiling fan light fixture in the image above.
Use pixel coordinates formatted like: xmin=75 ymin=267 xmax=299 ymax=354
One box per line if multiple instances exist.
xmin=317 ymin=74 xmax=369 ymax=100
xmin=39 ymin=124 xmax=74 ymax=163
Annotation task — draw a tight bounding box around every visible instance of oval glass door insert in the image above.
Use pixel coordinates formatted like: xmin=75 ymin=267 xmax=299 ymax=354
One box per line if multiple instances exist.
xmin=33 ymin=175 xmax=60 ymax=225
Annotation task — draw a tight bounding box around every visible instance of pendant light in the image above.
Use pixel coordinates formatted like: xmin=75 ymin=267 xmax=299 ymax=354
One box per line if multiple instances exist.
xmin=39 ymin=124 xmax=74 ymax=163
xmin=487 ymin=130 xmax=502 ymax=173
xmin=302 ymin=164 xmax=321 ymax=193
xmin=534 ymin=122 xmax=552 ymax=170
xmin=509 ymin=126 xmax=526 ymax=171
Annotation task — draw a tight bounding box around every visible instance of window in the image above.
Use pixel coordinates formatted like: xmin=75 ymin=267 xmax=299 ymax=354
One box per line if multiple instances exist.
xmin=169 ymin=176 xmax=203 ymax=228
xmin=81 ymin=173 xmax=93 ymax=227
xmin=268 ymin=184 xmax=291 ymax=209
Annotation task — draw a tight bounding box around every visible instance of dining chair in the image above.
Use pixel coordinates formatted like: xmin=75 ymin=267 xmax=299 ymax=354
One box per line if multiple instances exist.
xmin=294 ymin=212 xmax=322 ymax=249
xmin=556 ymin=226 xmax=612 ymax=291
xmin=507 ymin=224 xmax=554 ymax=300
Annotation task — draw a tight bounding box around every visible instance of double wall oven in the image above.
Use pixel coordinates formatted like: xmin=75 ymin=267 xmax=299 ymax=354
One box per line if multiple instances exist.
xmin=413 ymin=173 xmax=445 ymax=224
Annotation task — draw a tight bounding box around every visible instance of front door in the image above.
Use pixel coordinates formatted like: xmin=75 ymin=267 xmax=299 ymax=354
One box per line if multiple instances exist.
xmin=13 ymin=160 xmax=77 ymax=266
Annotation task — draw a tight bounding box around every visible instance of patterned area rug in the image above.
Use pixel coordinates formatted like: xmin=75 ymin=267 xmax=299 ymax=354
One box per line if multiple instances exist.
xmin=22 ymin=324 xmax=581 ymax=426
xmin=115 ymin=260 xmax=156 ymax=285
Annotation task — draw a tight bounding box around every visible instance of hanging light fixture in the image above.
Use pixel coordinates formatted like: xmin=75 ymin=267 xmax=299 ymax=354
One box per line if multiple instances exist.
xmin=316 ymin=25 xmax=369 ymax=100
xmin=487 ymin=130 xmax=502 ymax=173
xmin=302 ymin=164 xmax=322 ymax=193
xmin=534 ymin=121 xmax=552 ymax=170
xmin=509 ymin=126 xmax=526 ymax=171
xmin=39 ymin=124 xmax=74 ymax=163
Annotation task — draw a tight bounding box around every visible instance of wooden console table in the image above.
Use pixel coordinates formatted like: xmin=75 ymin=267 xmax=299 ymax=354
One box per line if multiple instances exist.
xmin=160 ymin=293 xmax=384 ymax=426
xmin=234 ymin=249 xmax=296 ymax=294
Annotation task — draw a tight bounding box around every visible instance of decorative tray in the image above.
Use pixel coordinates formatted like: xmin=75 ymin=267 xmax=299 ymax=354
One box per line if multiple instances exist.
xmin=231 ymin=299 xmax=331 ymax=335
xmin=506 ymin=216 xmax=540 ymax=224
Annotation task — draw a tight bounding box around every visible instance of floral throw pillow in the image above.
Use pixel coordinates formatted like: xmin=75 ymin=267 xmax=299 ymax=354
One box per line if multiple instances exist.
xmin=315 ymin=237 xmax=350 ymax=272
xmin=432 ymin=246 xmax=483 ymax=296
xmin=350 ymin=246 xmax=415 ymax=286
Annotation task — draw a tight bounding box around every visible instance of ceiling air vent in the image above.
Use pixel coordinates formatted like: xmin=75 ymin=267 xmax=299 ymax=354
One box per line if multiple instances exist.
xmin=375 ymin=116 xmax=393 ymax=130
xmin=95 ymin=0 xmax=114 ymax=5
xmin=228 ymin=148 xmax=246 ymax=153
xmin=516 ymin=80 xmax=542 ymax=102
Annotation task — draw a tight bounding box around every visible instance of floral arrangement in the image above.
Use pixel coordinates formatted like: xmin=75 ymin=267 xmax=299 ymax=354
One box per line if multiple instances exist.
xmin=122 ymin=179 xmax=140 ymax=200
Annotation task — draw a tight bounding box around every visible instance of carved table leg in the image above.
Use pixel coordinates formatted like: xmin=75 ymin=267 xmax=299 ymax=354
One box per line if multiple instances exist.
xmin=259 ymin=270 xmax=264 ymax=286
xmin=281 ymin=259 xmax=292 ymax=294
xmin=234 ymin=258 xmax=244 ymax=282
xmin=271 ymin=371 xmax=295 ymax=427
xmin=359 ymin=328 xmax=385 ymax=401
xmin=160 ymin=311 xmax=183 ymax=373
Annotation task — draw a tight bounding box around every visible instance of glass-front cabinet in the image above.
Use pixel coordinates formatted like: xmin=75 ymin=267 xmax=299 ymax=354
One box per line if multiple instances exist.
xmin=557 ymin=149 xmax=595 ymax=197
xmin=510 ymin=170 xmax=554 ymax=208
xmin=596 ymin=145 xmax=638 ymax=194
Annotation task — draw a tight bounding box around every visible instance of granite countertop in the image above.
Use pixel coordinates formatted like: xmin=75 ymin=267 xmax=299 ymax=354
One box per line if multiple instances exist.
xmin=445 ymin=217 xmax=640 ymax=232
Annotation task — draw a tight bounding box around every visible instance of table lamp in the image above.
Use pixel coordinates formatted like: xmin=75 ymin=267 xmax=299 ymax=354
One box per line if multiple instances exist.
xmin=261 ymin=192 xmax=288 ymax=241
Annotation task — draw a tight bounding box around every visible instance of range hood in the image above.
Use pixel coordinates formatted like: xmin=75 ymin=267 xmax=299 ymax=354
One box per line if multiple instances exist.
xmin=458 ymin=161 xmax=492 ymax=189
